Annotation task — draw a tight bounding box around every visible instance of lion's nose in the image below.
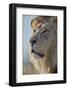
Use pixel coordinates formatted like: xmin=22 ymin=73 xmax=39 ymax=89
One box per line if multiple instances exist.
xmin=30 ymin=38 xmax=37 ymax=46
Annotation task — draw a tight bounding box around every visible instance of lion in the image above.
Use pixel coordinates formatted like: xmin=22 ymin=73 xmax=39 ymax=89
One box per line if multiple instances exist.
xmin=29 ymin=16 xmax=57 ymax=74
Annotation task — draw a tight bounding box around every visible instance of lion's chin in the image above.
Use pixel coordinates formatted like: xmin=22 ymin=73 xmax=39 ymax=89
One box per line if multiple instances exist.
xmin=31 ymin=49 xmax=44 ymax=59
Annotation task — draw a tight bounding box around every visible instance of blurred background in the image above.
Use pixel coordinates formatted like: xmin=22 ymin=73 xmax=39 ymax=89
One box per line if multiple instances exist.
xmin=23 ymin=15 xmax=38 ymax=74
xmin=23 ymin=15 xmax=36 ymax=64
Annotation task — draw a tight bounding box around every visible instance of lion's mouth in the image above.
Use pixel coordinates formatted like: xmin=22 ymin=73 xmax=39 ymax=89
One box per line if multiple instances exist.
xmin=31 ymin=49 xmax=44 ymax=58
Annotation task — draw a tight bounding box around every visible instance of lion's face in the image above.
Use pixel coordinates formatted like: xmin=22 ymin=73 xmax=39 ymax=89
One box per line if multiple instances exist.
xmin=30 ymin=16 xmax=57 ymax=60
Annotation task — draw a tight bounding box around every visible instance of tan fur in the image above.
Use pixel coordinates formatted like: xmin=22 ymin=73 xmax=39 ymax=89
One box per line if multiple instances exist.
xmin=30 ymin=16 xmax=57 ymax=74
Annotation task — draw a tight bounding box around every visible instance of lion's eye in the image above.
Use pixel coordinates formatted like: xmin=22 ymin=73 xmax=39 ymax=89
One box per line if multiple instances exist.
xmin=42 ymin=29 xmax=49 ymax=34
xmin=33 ymin=30 xmax=36 ymax=32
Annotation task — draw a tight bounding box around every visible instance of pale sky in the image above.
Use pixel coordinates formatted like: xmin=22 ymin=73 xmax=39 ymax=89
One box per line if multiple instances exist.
xmin=23 ymin=15 xmax=36 ymax=64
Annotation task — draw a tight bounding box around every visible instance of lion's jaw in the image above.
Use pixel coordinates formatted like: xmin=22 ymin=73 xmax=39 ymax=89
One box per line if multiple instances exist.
xmin=30 ymin=43 xmax=57 ymax=74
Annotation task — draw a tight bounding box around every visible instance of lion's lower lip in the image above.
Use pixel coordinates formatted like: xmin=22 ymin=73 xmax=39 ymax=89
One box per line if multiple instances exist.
xmin=32 ymin=49 xmax=44 ymax=58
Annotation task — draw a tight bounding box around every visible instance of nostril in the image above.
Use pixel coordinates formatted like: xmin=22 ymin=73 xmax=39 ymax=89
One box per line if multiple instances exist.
xmin=33 ymin=39 xmax=36 ymax=44
xmin=32 ymin=39 xmax=37 ymax=46
xmin=30 ymin=38 xmax=37 ymax=46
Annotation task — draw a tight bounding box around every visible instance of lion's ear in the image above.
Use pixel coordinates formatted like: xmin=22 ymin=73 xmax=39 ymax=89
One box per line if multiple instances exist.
xmin=50 ymin=16 xmax=57 ymax=24
xmin=53 ymin=17 xmax=57 ymax=31
xmin=49 ymin=16 xmax=57 ymax=31
xmin=53 ymin=17 xmax=57 ymax=24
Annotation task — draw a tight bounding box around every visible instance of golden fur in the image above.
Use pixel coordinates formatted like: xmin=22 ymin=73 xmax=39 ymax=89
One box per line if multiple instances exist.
xmin=29 ymin=16 xmax=57 ymax=74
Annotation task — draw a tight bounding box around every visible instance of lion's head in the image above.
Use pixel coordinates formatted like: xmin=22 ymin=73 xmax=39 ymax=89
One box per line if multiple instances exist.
xmin=29 ymin=16 xmax=57 ymax=74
